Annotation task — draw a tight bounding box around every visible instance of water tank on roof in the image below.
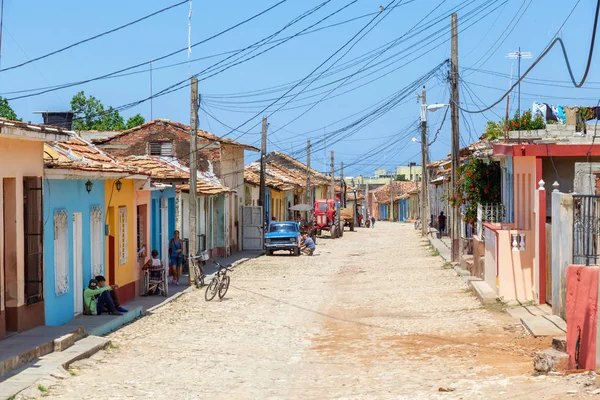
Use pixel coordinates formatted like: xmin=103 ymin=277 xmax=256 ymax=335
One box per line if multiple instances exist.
xmin=40 ymin=112 xmax=74 ymax=130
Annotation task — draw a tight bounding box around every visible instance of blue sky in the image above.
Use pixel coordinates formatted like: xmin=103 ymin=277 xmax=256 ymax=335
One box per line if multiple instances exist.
xmin=0 ymin=0 xmax=598 ymax=177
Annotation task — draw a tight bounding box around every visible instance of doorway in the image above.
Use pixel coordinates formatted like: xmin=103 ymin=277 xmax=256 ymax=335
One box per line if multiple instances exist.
xmin=73 ymin=212 xmax=83 ymax=315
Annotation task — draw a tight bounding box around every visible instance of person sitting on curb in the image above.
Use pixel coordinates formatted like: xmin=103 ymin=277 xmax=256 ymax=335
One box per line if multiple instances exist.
xmin=83 ymin=279 xmax=122 ymax=316
xmin=143 ymin=249 xmax=165 ymax=295
xmin=300 ymin=234 xmax=316 ymax=256
xmin=96 ymin=275 xmax=128 ymax=313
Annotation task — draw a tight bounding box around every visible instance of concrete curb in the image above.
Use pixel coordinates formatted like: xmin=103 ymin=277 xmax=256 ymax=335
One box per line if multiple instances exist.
xmin=0 ymin=336 xmax=110 ymax=400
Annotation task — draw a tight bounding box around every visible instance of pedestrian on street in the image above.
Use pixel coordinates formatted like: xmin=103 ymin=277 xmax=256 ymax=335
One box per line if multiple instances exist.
xmin=83 ymin=279 xmax=122 ymax=316
xmin=300 ymin=234 xmax=316 ymax=256
xmin=371 ymin=216 xmax=376 ymax=228
xmin=95 ymin=275 xmax=127 ymax=313
xmin=437 ymin=211 xmax=447 ymax=238
xmin=169 ymin=230 xmax=184 ymax=286
xmin=143 ymin=249 xmax=165 ymax=295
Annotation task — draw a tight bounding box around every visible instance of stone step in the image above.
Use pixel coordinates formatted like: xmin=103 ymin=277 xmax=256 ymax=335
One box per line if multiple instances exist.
xmin=53 ymin=327 xmax=85 ymax=352
xmin=469 ymin=280 xmax=497 ymax=304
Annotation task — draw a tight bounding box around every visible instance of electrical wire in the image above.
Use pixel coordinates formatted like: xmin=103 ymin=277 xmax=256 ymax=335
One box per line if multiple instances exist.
xmin=6 ymin=0 xmax=292 ymax=100
xmin=456 ymin=0 xmax=600 ymax=114
xmin=1 ymin=1 xmax=189 ymax=73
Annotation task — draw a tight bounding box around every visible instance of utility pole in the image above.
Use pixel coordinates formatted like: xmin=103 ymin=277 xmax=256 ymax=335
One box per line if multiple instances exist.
xmin=341 ymin=162 xmax=345 ymax=207
xmin=305 ymin=140 xmax=311 ymax=204
xmin=390 ymin=175 xmax=394 ymax=221
xmin=419 ymin=86 xmax=429 ymax=236
xmin=150 ymin=62 xmax=153 ymax=121
xmin=450 ymin=13 xmax=460 ymax=262
xmin=259 ymin=117 xmax=267 ymax=225
xmin=330 ymin=151 xmax=335 ymax=200
xmin=189 ymin=77 xmax=199 ymax=284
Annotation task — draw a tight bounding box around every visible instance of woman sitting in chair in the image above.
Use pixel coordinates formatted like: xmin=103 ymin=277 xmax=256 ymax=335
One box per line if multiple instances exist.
xmin=143 ymin=249 xmax=164 ymax=295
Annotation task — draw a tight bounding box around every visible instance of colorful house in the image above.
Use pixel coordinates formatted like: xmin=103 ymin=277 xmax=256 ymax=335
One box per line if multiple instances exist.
xmin=92 ymin=119 xmax=259 ymax=254
xmin=42 ymin=136 xmax=143 ymax=325
xmin=0 ymin=119 xmax=69 ymax=338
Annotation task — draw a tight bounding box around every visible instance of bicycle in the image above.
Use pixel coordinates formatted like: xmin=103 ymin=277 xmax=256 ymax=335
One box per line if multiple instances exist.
xmin=189 ymin=251 xmax=209 ymax=289
xmin=205 ymin=261 xmax=233 ymax=301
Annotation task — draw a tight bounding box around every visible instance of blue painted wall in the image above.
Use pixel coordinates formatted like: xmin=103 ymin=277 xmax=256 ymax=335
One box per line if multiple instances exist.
xmin=399 ymin=199 xmax=408 ymax=221
xmin=150 ymin=187 xmax=176 ymax=255
xmin=43 ymin=179 xmax=105 ymax=326
xmin=379 ymin=204 xmax=388 ymax=220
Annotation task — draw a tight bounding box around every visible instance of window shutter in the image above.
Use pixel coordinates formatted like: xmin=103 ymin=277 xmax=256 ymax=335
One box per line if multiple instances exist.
xmin=54 ymin=210 xmax=69 ymax=295
xmin=150 ymin=142 xmax=173 ymax=156
xmin=119 ymin=207 xmax=128 ymax=265
xmin=90 ymin=206 xmax=104 ymax=278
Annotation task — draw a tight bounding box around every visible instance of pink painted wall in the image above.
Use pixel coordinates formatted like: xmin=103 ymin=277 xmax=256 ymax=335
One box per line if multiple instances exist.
xmin=0 ymin=138 xmax=44 ymax=309
xmin=497 ymin=229 xmax=535 ymax=301
xmin=483 ymin=223 xmax=534 ymax=301
xmin=566 ymin=265 xmax=598 ymax=370
xmin=135 ymin=190 xmax=151 ymax=289
xmin=513 ymin=156 xmax=536 ymax=231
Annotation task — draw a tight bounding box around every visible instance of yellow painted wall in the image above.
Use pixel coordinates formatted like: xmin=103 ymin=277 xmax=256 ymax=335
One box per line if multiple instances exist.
xmin=104 ymin=179 xmax=137 ymax=288
xmin=270 ymin=189 xmax=286 ymax=221
xmin=0 ymin=138 xmax=44 ymax=308
xmin=315 ymin=186 xmax=328 ymax=200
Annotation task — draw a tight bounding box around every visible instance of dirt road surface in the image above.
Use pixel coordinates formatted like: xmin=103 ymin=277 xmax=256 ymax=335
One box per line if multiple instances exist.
xmin=18 ymin=223 xmax=598 ymax=399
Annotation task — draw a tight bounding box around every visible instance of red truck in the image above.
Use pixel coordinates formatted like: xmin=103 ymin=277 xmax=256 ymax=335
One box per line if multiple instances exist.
xmin=314 ymin=199 xmax=342 ymax=239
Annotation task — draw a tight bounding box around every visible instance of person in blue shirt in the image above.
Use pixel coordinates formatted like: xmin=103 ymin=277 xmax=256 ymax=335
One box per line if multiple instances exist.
xmin=169 ymin=230 xmax=184 ymax=286
xmin=300 ymin=234 xmax=316 ymax=256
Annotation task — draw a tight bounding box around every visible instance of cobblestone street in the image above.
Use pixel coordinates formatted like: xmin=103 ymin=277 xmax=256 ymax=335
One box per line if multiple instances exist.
xmin=20 ymin=223 xmax=596 ymax=399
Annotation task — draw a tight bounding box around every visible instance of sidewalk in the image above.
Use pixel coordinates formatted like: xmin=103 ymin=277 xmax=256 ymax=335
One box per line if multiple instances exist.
xmin=0 ymin=250 xmax=263 ymax=383
xmin=427 ymin=230 xmax=451 ymax=261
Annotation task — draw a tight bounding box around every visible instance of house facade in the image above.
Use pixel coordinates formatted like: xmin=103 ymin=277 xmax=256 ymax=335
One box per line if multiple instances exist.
xmin=0 ymin=119 xmax=70 ymax=338
xmin=42 ymin=136 xmax=145 ymax=325
xmin=93 ymin=119 xmax=258 ymax=255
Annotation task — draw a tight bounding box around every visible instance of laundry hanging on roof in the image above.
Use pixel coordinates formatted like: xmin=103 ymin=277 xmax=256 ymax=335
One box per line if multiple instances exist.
xmin=531 ymin=101 xmax=558 ymax=122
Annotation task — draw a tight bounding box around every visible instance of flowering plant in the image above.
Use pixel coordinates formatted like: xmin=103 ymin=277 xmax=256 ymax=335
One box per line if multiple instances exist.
xmin=507 ymin=109 xmax=545 ymax=131
xmin=448 ymin=158 xmax=501 ymax=225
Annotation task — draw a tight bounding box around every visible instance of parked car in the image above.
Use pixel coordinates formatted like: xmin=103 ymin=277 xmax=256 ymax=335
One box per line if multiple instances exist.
xmin=265 ymin=221 xmax=302 ymax=256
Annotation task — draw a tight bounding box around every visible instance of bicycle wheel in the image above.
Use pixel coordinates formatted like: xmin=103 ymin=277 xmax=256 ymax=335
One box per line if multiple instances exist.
xmin=205 ymin=278 xmax=219 ymax=301
xmin=218 ymin=276 xmax=230 ymax=300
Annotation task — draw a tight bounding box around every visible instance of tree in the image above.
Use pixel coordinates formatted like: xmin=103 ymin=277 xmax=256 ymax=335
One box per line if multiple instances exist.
xmin=126 ymin=114 xmax=145 ymax=129
xmin=71 ymin=91 xmax=144 ymax=131
xmin=0 ymin=96 xmax=20 ymax=121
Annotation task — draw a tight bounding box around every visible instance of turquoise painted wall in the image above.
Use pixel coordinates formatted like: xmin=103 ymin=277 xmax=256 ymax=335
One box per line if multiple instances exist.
xmin=43 ymin=179 xmax=105 ymax=326
xmin=216 ymin=194 xmax=225 ymax=247
xmin=150 ymin=187 xmax=176 ymax=256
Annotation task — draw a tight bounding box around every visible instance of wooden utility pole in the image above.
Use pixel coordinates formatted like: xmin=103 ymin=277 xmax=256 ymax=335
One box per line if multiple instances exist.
xmin=188 ymin=77 xmax=199 ymax=284
xmin=330 ymin=151 xmax=335 ymax=200
xmin=305 ymin=140 xmax=311 ymax=204
xmin=341 ymin=162 xmax=346 ymax=207
xmin=419 ymin=86 xmax=429 ymax=236
xmin=259 ymin=117 xmax=267 ymax=225
xmin=450 ymin=13 xmax=461 ymax=261
xmin=390 ymin=175 xmax=394 ymax=221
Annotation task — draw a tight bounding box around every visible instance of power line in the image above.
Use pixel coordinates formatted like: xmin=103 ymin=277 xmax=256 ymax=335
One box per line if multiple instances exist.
xmin=6 ymin=0 xmax=292 ymax=100
xmin=1 ymin=0 xmax=189 ymax=73
xmin=457 ymin=0 xmax=600 ymax=114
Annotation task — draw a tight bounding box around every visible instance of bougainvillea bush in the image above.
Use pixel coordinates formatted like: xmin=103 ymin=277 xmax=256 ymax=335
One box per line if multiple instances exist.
xmin=448 ymin=158 xmax=501 ymax=225
xmin=507 ymin=110 xmax=545 ymax=131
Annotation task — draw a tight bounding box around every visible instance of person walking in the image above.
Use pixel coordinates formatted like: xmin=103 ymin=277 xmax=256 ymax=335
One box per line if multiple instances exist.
xmin=370 ymin=215 xmax=376 ymax=228
xmin=169 ymin=230 xmax=184 ymax=286
xmin=437 ymin=211 xmax=447 ymax=238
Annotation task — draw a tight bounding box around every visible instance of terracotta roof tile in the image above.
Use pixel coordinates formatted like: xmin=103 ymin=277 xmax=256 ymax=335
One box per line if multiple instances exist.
xmin=95 ymin=119 xmax=259 ymax=151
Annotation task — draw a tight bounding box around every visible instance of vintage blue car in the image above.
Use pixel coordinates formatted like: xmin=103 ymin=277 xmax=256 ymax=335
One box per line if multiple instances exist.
xmin=265 ymin=221 xmax=301 ymax=256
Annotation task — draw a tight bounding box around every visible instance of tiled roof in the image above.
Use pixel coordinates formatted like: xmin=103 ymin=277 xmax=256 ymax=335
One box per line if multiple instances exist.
xmin=372 ymin=181 xmax=419 ymax=204
xmin=0 ymin=117 xmax=72 ymax=141
xmin=244 ymin=162 xmax=298 ymax=191
xmin=122 ymin=156 xmax=231 ymax=195
xmin=94 ymin=119 xmax=260 ymax=151
xmin=262 ymin=152 xmax=330 ymax=187
xmin=44 ymin=136 xmax=142 ymax=175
